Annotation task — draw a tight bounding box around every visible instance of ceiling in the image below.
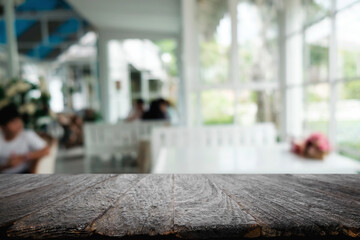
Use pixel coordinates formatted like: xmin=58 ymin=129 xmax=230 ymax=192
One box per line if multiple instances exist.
xmin=66 ymin=0 xmax=181 ymax=34
xmin=0 ymin=0 xmax=88 ymax=60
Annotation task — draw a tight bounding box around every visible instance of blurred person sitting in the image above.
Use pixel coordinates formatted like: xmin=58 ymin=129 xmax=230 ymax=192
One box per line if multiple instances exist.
xmin=142 ymin=98 xmax=169 ymax=121
xmin=126 ymin=98 xmax=145 ymax=122
xmin=0 ymin=104 xmax=50 ymax=173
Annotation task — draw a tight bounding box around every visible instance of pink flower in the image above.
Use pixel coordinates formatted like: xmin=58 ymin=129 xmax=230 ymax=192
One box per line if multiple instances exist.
xmin=306 ymin=133 xmax=331 ymax=152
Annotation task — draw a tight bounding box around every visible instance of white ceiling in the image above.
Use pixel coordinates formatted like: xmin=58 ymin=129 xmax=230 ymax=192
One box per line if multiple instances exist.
xmin=67 ymin=0 xmax=181 ymax=34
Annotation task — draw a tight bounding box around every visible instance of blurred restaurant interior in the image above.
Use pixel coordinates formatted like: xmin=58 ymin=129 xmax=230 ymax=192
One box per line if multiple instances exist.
xmin=0 ymin=0 xmax=360 ymax=174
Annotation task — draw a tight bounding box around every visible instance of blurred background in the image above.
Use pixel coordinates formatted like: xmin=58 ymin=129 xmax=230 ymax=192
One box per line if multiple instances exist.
xmin=0 ymin=0 xmax=359 ymax=174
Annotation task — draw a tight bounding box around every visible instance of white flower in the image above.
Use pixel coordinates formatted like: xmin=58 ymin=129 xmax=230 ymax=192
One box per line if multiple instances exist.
xmin=6 ymin=85 xmax=18 ymax=97
xmin=17 ymin=81 xmax=31 ymax=93
xmin=39 ymin=78 xmax=48 ymax=92
xmin=26 ymin=103 xmax=36 ymax=115
xmin=19 ymin=103 xmax=37 ymax=115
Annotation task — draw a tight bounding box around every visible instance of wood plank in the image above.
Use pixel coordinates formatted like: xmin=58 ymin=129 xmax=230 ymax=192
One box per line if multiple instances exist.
xmin=0 ymin=175 xmax=73 ymax=199
xmin=263 ymin=174 xmax=360 ymax=202
xmin=174 ymin=175 xmax=259 ymax=239
xmin=259 ymin=175 xmax=360 ymax=237
xmin=90 ymin=175 xmax=174 ymax=238
xmin=1 ymin=174 xmax=359 ymax=239
xmin=7 ymin=174 xmax=143 ymax=239
xmin=0 ymin=175 xmax=53 ymax=194
xmin=209 ymin=175 xmax=360 ymax=238
xmin=0 ymin=175 xmax=112 ymax=228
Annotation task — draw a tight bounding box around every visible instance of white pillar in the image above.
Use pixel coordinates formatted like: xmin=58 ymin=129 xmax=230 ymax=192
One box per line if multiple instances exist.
xmin=181 ymin=0 xmax=197 ymax=126
xmin=229 ymin=0 xmax=239 ymax=125
xmin=98 ymin=31 xmax=110 ymax=122
xmin=284 ymin=0 xmax=304 ymax=138
xmin=278 ymin=1 xmax=287 ymax=141
xmin=4 ymin=0 xmax=20 ymax=79
xmin=329 ymin=0 xmax=337 ymax=149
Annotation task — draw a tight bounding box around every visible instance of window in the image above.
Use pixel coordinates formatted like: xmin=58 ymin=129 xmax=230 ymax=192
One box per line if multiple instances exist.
xmin=336 ymin=80 xmax=360 ymax=155
xmin=337 ymin=0 xmax=359 ymax=10
xmin=304 ymin=83 xmax=330 ymax=135
xmin=201 ymin=90 xmax=234 ymax=125
xmin=304 ymin=18 xmax=330 ymax=82
xmin=304 ymin=0 xmax=331 ymax=24
xmin=235 ymin=90 xmax=279 ymax=126
xmin=237 ymin=0 xmax=278 ymax=83
xmin=193 ymin=0 xmax=280 ymax=128
xmin=197 ymin=0 xmax=231 ymax=85
xmin=336 ymin=3 xmax=360 ymax=79
xmin=284 ymin=0 xmax=360 ymax=159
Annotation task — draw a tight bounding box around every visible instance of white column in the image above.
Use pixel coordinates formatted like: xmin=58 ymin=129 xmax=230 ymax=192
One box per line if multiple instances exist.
xmin=4 ymin=0 xmax=19 ymax=79
xmin=285 ymin=0 xmax=304 ymax=138
xmin=98 ymin=31 xmax=110 ymax=122
xmin=229 ymin=0 xmax=239 ymax=125
xmin=181 ymin=0 xmax=197 ymax=126
xmin=278 ymin=0 xmax=287 ymax=141
xmin=329 ymin=0 xmax=337 ymax=149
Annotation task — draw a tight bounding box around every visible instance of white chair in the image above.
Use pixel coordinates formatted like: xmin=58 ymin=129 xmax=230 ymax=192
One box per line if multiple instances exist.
xmin=84 ymin=121 xmax=169 ymax=172
xmin=151 ymin=123 xmax=277 ymax=166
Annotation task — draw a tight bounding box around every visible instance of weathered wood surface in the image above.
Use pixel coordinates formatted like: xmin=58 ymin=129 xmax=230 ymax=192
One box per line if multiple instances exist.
xmin=0 ymin=174 xmax=359 ymax=239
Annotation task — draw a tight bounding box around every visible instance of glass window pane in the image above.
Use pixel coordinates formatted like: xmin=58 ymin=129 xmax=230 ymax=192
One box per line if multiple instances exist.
xmin=197 ymin=0 xmax=231 ymax=85
xmin=336 ymin=80 xmax=360 ymax=154
xmin=304 ymin=83 xmax=330 ymax=135
xmin=235 ymin=90 xmax=280 ymax=127
xmin=337 ymin=0 xmax=359 ymax=10
xmin=201 ymin=90 xmax=234 ymax=125
xmin=237 ymin=0 xmax=278 ymax=83
xmin=304 ymin=0 xmax=331 ymax=24
xmin=336 ymin=3 xmax=360 ymax=79
xmin=305 ymin=18 xmax=330 ymax=82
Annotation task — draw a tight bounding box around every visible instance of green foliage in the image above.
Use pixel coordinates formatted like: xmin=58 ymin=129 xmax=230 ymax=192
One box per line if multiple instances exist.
xmin=201 ymin=90 xmax=234 ymax=125
xmin=306 ymin=0 xmax=329 ymax=23
xmin=0 ymin=79 xmax=52 ymax=130
xmin=154 ymin=39 xmax=178 ymax=77
xmin=310 ymin=45 xmax=328 ymax=66
xmin=342 ymin=80 xmax=360 ymax=100
xmin=200 ymin=40 xmax=229 ymax=84
xmin=307 ymin=91 xmax=324 ymax=102
xmin=342 ymin=51 xmax=358 ymax=78
xmin=306 ymin=121 xmax=329 ymax=135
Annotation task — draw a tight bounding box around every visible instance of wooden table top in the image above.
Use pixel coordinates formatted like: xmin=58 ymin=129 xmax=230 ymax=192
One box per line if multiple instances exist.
xmin=0 ymin=174 xmax=359 ymax=239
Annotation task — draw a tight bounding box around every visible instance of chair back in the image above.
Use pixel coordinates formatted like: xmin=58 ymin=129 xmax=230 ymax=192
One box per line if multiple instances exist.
xmin=84 ymin=120 xmax=169 ymax=156
xmin=151 ymin=123 xmax=277 ymax=165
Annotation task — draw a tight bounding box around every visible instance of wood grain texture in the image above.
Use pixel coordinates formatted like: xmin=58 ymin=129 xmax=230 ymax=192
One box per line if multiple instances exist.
xmin=91 ymin=175 xmax=174 ymax=238
xmin=7 ymin=174 xmax=143 ymax=239
xmin=0 ymin=174 xmax=359 ymax=239
xmin=209 ymin=175 xmax=360 ymax=238
xmin=174 ymin=175 xmax=259 ymax=239
xmin=0 ymin=175 xmax=113 ymax=228
xmin=0 ymin=175 xmax=53 ymax=196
